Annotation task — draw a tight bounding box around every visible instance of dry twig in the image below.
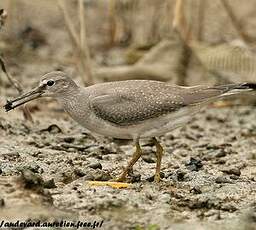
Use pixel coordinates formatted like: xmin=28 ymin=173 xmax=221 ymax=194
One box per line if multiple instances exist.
xmin=57 ymin=0 xmax=80 ymax=48
xmin=197 ymin=0 xmax=206 ymax=41
xmin=0 ymin=57 xmax=33 ymax=122
xmin=173 ymin=0 xmax=191 ymax=42
xmin=172 ymin=0 xmax=193 ymax=85
xmin=220 ymin=0 xmax=251 ymax=44
xmin=108 ymin=0 xmax=117 ymax=46
xmin=0 ymin=9 xmax=7 ymax=30
xmin=78 ymin=0 xmax=93 ymax=85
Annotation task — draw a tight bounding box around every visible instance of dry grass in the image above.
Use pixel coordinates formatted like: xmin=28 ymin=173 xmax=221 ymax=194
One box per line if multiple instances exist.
xmin=57 ymin=0 xmax=93 ymax=85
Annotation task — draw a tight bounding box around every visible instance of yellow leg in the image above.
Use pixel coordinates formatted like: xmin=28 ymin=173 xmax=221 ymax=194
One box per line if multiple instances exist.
xmin=115 ymin=140 xmax=142 ymax=182
xmin=152 ymin=137 xmax=164 ymax=182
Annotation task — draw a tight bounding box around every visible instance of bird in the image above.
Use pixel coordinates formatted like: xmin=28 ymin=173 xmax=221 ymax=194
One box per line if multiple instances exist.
xmin=4 ymin=71 xmax=256 ymax=182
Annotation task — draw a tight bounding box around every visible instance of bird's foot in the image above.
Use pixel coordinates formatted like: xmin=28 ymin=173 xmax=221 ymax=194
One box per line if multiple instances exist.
xmin=110 ymin=174 xmax=128 ymax=183
xmin=154 ymin=173 xmax=161 ymax=183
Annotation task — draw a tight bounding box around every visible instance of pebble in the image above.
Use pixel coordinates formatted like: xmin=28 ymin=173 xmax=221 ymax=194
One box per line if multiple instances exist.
xmin=74 ymin=168 xmax=86 ymax=177
xmin=214 ymin=149 xmax=227 ymax=158
xmin=142 ymin=155 xmax=155 ymax=163
xmin=221 ymin=203 xmax=237 ymax=212
xmin=159 ymin=193 xmax=171 ymax=203
xmin=88 ymin=162 xmax=102 ymax=170
xmin=221 ymin=168 xmax=241 ymax=176
xmin=20 ymin=169 xmax=44 ymax=189
xmin=40 ymin=124 xmax=62 ymax=134
xmin=185 ymin=157 xmax=203 ymax=171
xmin=130 ymin=173 xmax=141 ymax=183
xmin=93 ymin=170 xmax=112 ymax=181
xmin=168 ymin=169 xmax=187 ymax=182
xmin=0 ymin=198 xmax=5 ymax=207
xmin=215 ymin=176 xmax=233 ymax=184
xmin=190 ymin=186 xmax=202 ymax=194
xmin=62 ymin=136 xmax=75 ymax=143
xmin=43 ymin=179 xmax=56 ymax=189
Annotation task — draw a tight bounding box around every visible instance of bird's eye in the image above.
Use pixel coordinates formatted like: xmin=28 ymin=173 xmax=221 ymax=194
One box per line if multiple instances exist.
xmin=47 ymin=80 xmax=55 ymax=86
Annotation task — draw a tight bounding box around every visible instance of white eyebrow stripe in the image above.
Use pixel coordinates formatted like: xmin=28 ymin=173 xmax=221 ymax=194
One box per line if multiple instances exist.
xmin=40 ymin=79 xmax=52 ymax=86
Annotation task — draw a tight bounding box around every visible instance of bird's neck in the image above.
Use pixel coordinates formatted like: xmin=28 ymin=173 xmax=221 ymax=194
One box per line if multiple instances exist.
xmin=56 ymin=87 xmax=90 ymax=121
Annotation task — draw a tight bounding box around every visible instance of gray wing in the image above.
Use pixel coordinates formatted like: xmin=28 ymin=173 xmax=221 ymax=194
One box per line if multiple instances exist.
xmin=89 ymin=81 xmax=228 ymax=126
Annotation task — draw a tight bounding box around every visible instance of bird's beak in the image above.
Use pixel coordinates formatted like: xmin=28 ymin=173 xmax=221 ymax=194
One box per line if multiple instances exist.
xmin=4 ymin=85 xmax=45 ymax=112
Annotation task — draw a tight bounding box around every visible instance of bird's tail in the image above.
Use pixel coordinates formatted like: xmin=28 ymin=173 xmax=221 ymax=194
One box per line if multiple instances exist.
xmin=184 ymin=82 xmax=256 ymax=106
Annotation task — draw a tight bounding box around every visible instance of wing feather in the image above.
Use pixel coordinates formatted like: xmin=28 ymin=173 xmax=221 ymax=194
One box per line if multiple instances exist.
xmin=89 ymin=80 xmax=230 ymax=126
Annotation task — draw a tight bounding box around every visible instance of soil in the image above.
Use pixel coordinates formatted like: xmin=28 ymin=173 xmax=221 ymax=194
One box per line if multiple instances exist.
xmin=0 ymin=95 xmax=256 ymax=230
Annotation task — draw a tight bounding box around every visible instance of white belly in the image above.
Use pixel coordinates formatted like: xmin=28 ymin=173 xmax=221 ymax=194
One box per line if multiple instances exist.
xmin=75 ymin=105 xmax=202 ymax=140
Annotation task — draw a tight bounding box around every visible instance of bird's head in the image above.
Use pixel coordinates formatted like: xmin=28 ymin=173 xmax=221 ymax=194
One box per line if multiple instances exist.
xmin=39 ymin=71 xmax=78 ymax=97
xmin=4 ymin=71 xmax=78 ymax=111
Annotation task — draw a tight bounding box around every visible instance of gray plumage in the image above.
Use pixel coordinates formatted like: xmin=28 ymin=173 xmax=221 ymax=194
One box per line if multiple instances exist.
xmin=5 ymin=71 xmax=255 ymax=140
xmin=88 ymin=81 xmax=234 ymax=126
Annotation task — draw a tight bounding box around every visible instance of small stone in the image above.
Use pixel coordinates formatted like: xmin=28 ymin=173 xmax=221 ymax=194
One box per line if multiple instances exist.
xmin=99 ymin=146 xmax=115 ymax=155
xmin=146 ymin=172 xmax=165 ymax=182
xmin=63 ymin=136 xmax=75 ymax=143
xmin=215 ymin=159 xmax=226 ymax=164
xmin=160 ymin=193 xmax=171 ymax=203
xmin=94 ymin=170 xmax=112 ymax=181
xmin=230 ymin=175 xmax=240 ymax=180
xmin=221 ymin=168 xmax=241 ymax=176
xmin=20 ymin=169 xmax=44 ymax=189
xmin=221 ymin=203 xmax=237 ymax=212
xmin=185 ymin=157 xmax=203 ymax=171
xmin=190 ymin=186 xmax=202 ymax=194
xmin=188 ymin=198 xmax=209 ymax=209
xmin=215 ymin=176 xmax=233 ymax=184
xmin=146 ymin=193 xmax=154 ymax=200
xmin=206 ymin=144 xmax=221 ymax=150
xmin=130 ymin=173 xmax=141 ymax=183
xmin=83 ymin=171 xmax=95 ymax=181
xmin=88 ymin=162 xmax=102 ymax=170
xmin=74 ymin=168 xmax=86 ymax=177
xmin=40 ymin=124 xmax=62 ymax=134
xmin=0 ymin=198 xmax=5 ymax=207
xmin=215 ymin=149 xmax=227 ymax=158
xmin=176 ymin=170 xmax=186 ymax=181
xmin=204 ymin=209 xmax=219 ymax=217
xmin=142 ymin=155 xmax=155 ymax=163
xmin=43 ymin=179 xmax=56 ymax=189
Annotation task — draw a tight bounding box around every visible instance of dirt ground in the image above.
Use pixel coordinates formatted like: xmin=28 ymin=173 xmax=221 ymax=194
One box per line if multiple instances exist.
xmin=0 ymin=1 xmax=256 ymax=230
xmin=0 ymin=96 xmax=256 ymax=230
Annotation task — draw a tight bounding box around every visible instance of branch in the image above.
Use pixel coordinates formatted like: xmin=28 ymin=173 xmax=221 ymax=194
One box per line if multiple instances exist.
xmin=197 ymin=0 xmax=206 ymax=41
xmin=78 ymin=0 xmax=93 ymax=85
xmin=0 ymin=56 xmax=33 ymax=122
xmin=173 ymin=0 xmax=191 ymax=42
xmin=0 ymin=9 xmax=7 ymax=30
xmin=220 ymin=0 xmax=251 ymax=44
xmin=57 ymin=0 xmax=80 ymax=49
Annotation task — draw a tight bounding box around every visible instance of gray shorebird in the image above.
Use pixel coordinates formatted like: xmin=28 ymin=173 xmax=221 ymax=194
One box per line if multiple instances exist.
xmin=4 ymin=71 xmax=256 ymax=182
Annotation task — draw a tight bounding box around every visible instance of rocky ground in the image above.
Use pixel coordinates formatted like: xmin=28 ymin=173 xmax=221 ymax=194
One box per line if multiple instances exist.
xmin=0 ymin=96 xmax=256 ymax=230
